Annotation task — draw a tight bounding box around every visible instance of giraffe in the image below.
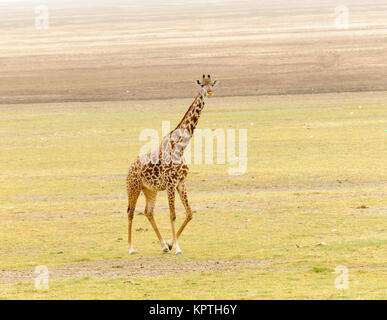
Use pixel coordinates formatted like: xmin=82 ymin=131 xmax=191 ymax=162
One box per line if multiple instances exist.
xmin=126 ymin=75 xmax=219 ymax=255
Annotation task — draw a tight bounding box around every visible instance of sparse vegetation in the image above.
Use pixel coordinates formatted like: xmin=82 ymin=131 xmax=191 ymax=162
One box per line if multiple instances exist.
xmin=0 ymin=0 xmax=386 ymax=300
xmin=1 ymin=93 xmax=386 ymax=299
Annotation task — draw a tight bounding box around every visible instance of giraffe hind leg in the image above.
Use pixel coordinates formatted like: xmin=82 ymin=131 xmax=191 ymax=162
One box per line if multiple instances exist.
xmin=143 ymin=188 xmax=169 ymax=253
xmin=127 ymin=181 xmax=141 ymax=255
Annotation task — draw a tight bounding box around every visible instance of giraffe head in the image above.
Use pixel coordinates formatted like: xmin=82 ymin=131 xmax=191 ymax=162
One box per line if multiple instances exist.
xmin=196 ymin=74 xmax=219 ymax=97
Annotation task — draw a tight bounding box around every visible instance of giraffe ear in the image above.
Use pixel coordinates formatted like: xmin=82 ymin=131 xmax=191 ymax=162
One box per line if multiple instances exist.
xmin=196 ymin=80 xmax=202 ymax=85
xmin=212 ymin=80 xmax=219 ymax=88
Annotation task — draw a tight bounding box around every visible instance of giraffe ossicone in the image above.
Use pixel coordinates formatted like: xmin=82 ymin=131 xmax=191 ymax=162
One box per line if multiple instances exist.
xmin=126 ymin=75 xmax=219 ymax=255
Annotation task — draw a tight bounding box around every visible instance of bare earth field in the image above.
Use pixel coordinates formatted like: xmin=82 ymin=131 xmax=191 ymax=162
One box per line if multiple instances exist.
xmin=0 ymin=0 xmax=386 ymax=299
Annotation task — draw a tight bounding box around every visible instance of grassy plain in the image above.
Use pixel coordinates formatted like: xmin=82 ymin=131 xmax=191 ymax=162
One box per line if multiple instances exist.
xmin=1 ymin=92 xmax=386 ymax=299
xmin=0 ymin=0 xmax=386 ymax=299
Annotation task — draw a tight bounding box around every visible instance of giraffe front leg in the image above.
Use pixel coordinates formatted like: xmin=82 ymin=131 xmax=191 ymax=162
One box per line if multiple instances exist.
xmin=167 ymin=187 xmax=182 ymax=255
xmin=167 ymin=182 xmax=192 ymax=250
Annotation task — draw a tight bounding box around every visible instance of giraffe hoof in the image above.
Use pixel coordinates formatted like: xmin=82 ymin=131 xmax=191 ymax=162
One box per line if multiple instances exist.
xmin=175 ymin=250 xmax=182 ymax=255
xmin=167 ymin=241 xmax=173 ymax=251
xmin=162 ymin=247 xmax=170 ymax=253
xmin=129 ymin=250 xmax=136 ymax=255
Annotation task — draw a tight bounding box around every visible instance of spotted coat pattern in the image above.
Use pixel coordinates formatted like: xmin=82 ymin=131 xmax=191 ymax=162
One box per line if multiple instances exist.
xmin=126 ymin=75 xmax=217 ymax=255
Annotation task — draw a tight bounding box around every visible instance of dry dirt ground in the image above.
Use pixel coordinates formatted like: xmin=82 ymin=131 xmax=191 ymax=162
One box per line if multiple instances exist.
xmin=1 ymin=0 xmax=387 ymax=104
xmin=0 ymin=258 xmax=268 ymax=284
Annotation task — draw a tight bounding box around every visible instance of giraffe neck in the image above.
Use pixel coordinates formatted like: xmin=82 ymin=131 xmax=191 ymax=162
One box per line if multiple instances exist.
xmin=158 ymin=91 xmax=205 ymax=163
xmin=174 ymin=91 xmax=205 ymax=137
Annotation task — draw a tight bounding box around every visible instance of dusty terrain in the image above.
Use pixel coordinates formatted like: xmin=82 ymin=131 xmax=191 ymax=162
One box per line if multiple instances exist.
xmin=0 ymin=0 xmax=386 ymax=299
xmin=0 ymin=258 xmax=269 ymax=284
xmin=1 ymin=0 xmax=387 ymax=104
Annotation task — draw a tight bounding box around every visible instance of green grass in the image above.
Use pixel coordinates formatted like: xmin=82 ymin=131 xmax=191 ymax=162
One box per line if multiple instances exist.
xmin=1 ymin=269 xmax=386 ymax=300
xmin=0 ymin=92 xmax=386 ymax=299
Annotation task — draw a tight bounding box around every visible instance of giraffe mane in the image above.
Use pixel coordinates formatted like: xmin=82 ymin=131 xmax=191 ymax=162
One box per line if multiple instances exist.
xmin=174 ymin=91 xmax=201 ymax=131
